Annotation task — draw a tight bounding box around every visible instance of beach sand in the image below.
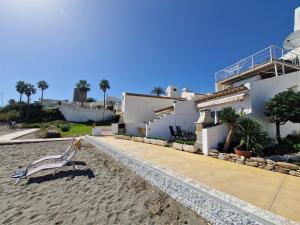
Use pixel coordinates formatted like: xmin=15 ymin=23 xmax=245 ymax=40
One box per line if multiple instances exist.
xmin=0 ymin=140 xmax=208 ymax=225
xmin=0 ymin=125 xmax=23 ymax=136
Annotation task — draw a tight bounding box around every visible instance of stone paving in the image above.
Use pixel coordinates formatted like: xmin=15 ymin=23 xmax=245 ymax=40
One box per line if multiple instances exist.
xmin=87 ymin=136 xmax=300 ymax=224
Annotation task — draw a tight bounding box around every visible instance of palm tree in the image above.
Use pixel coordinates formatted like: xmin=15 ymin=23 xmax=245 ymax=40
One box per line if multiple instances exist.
xmin=37 ymin=80 xmax=49 ymax=104
xmin=219 ymin=107 xmax=240 ymax=152
xmin=99 ymin=79 xmax=111 ymax=110
xmin=151 ymin=87 xmax=165 ymax=96
xmin=24 ymin=83 xmax=37 ymax=104
xmin=16 ymin=81 xmax=26 ymax=103
xmin=76 ymin=80 xmax=91 ymax=105
xmin=99 ymin=79 xmax=111 ymax=121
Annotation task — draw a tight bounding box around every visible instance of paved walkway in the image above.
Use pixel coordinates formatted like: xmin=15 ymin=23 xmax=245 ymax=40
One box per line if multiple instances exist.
xmin=0 ymin=129 xmax=73 ymax=145
xmin=90 ymin=136 xmax=300 ymax=223
xmin=0 ymin=129 xmax=39 ymax=141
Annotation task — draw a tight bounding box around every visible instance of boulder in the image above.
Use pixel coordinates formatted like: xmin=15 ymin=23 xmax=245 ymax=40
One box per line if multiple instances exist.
xmin=275 ymin=166 xmax=289 ymax=174
xmin=266 ymin=159 xmax=276 ymax=166
xmin=276 ymin=162 xmax=299 ymax=171
xmin=249 ymin=157 xmax=266 ymax=163
xmin=209 ymin=149 xmax=220 ymax=154
xmin=264 ymin=165 xmax=275 ymax=170
xmin=235 ymin=159 xmax=245 ymax=165
xmin=245 ymin=161 xmax=258 ymax=167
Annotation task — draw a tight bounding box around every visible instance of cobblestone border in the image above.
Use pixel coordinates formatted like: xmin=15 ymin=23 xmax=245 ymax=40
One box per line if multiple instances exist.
xmin=86 ymin=136 xmax=297 ymax=225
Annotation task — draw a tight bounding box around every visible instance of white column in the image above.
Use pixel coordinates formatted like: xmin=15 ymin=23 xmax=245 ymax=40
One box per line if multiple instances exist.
xmin=214 ymin=110 xmax=218 ymax=124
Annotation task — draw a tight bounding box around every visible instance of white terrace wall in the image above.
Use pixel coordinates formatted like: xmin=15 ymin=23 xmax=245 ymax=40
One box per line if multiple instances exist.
xmin=122 ymin=94 xmax=177 ymax=123
xmin=126 ymin=123 xmax=147 ymax=136
xmin=202 ymin=123 xmax=228 ymax=155
xmin=59 ymin=106 xmax=114 ymax=122
xmin=249 ymin=71 xmax=300 ymax=139
xmin=146 ymin=101 xmax=199 ymax=140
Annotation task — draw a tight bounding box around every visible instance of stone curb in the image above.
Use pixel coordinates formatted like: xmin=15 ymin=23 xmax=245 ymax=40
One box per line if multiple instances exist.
xmin=85 ymin=136 xmax=298 ymax=225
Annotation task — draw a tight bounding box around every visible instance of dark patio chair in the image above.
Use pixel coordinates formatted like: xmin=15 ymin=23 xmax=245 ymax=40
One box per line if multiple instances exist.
xmin=169 ymin=126 xmax=179 ymax=141
xmin=176 ymin=126 xmax=192 ymax=140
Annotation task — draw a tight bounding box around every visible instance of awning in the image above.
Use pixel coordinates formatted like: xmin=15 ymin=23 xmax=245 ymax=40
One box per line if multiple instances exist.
xmin=197 ymin=93 xmax=247 ymax=109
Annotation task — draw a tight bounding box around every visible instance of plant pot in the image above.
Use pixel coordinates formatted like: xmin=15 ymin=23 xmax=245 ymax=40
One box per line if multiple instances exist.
xmin=173 ymin=142 xmax=183 ymax=151
xmin=234 ymin=148 xmax=252 ymax=158
xmin=136 ymin=137 xmax=144 ymax=142
xmin=150 ymin=139 xmax=158 ymax=145
xmin=183 ymin=144 xmax=198 ymax=153
xmin=144 ymin=137 xmax=151 ymax=144
xmin=157 ymin=140 xmax=168 ymax=147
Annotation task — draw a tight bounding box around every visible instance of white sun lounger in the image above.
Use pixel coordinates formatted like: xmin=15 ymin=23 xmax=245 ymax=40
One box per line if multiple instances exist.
xmin=29 ymin=138 xmax=76 ymax=166
xmin=12 ymin=138 xmax=82 ymax=184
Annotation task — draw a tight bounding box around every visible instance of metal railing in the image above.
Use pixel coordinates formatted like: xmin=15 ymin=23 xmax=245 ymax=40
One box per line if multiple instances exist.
xmin=215 ymin=45 xmax=300 ymax=83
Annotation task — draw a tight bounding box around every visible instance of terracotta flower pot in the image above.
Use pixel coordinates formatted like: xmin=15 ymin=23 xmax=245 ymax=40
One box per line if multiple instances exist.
xmin=234 ymin=148 xmax=252 ymax=158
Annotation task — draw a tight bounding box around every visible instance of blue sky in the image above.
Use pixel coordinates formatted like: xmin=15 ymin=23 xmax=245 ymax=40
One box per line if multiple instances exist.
xmin=0 ymin=0 xmax=298 ymax=104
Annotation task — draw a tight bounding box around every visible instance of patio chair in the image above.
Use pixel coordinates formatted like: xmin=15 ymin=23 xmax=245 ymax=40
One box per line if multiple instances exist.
xmin=176 ymin=126 xmax=189 ymax=139
xmin=169 ymin=126 xmax=179 ymax=141
xmin=11 ymin=138 xmax=82 ymax=184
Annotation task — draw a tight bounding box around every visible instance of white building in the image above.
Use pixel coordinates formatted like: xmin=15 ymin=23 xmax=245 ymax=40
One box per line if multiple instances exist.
xmin=113 ymin=86 xmax=205 ymax=138
xmin=197 ymin=7 xmax=300 ymax=155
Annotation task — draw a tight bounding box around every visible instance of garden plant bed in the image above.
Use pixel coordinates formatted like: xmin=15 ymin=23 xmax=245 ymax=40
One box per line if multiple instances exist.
xmin=208 ymin=149 xmax=300 ymax=177
xmin=114 ymin=133 xmax=131 ymax=140
xmin=173 ymin=140 xmax=199 ymax=153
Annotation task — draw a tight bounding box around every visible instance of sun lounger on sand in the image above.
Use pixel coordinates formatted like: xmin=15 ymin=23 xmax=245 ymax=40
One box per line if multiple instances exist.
xmin=11 ymin=138 xmax=82 ymax=184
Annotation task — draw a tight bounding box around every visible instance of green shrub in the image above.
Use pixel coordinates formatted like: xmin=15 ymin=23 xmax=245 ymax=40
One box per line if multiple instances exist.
xmin=176 ymin=140 xmax=195 ymax=145
xmin=294 ymin=144 xmax=300 ymax=152
xmin=60 ymin=124 xmax=71 ymax=132
xmin=0 ymin=113 xmax=8 ymax=122
xmin=235 ymin=117 xmax=268 ymax=155
xmin=6 ymin=110 xmax=20 ymax=121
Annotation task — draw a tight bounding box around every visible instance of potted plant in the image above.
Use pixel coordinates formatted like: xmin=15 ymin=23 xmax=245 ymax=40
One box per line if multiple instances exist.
xmin=182 ymin=140 xmax=198 ymax=153
xmin=234 ymin=117 xmax=268 ymax=157
xmin=173 ymin=140 xmax=183 ymax=151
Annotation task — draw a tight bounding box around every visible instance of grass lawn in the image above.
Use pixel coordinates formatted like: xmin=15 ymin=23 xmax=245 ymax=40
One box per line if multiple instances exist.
xmin=60 ymin=124 xmax=92 ymax=137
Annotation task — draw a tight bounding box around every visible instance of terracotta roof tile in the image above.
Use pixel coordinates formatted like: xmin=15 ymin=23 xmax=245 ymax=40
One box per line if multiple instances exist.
xmin=196 ymin=85 xmax=248 ymax=103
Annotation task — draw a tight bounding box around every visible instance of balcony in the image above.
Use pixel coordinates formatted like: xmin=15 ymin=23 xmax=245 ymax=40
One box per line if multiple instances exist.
xmin=215 ymin=45 xmax=300 ymax=84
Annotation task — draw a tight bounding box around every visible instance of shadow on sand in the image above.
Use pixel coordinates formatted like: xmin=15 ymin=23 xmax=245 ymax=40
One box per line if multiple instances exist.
xmin=26 ymin=161 xmax=95 ymax=184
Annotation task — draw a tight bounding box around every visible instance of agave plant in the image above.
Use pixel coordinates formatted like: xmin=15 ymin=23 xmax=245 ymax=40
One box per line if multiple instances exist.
xmin=235 ymin=117 xmax=268 ymax=154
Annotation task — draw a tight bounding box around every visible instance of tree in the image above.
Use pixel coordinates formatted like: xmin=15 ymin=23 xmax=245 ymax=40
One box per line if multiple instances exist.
xmin=87 ymin=97 xmax=96 ymax=102
xmin=99 ymin=79 xmax=111 ymax=121
xmin=15 ymin=81 xmax=26 ymax=103
xmin=24 ymin=83 xmax=37 ymax=104
xmin=219 ymin=107 xmax=240 ymax=152
xmin=37 ymin=80 xmax=49 ymax=104
xmin=76 ymin=80 xmax=91 ymax=105
xmin=151 ymin=87 xmax=165 ymax=96
xmin=265 ymin=87 xmax=300 ymax=144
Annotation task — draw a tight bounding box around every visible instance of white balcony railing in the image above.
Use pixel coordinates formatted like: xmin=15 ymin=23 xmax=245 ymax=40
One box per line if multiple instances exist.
xmin=215 ymin=45 xmax=300 ymax=83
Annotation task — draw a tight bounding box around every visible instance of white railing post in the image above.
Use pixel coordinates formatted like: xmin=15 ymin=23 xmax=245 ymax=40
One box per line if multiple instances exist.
xmin=282 ymin=49 xmax=285 ymax=75
xmin=269 ymin=47 xmax=273 ymax=61
xmin=251 ymin=56 xmax=254 ymax=69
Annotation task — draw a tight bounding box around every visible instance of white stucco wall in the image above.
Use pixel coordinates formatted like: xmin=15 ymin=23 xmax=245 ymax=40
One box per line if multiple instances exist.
xmin=122 ymin=93 xmax=178 ymax=123
xmin=249 ymin=71 xmax=300 ymax=139
xmin=146 ymin=101 xmax=199 ymax=140
xmin=202 ymin=123 xmax=228 ymax=155
xmin=125 ymin=123 xmax=146 ymax=136
xmin=59 ymin=106 xmax=114 ymax=122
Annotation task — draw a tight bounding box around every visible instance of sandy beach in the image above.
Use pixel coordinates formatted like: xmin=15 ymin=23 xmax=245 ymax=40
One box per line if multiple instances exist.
xmin=0 ymin=140 xmax=208 ymax=225
xmin=0 ymin=125 xmax=23 ymax=136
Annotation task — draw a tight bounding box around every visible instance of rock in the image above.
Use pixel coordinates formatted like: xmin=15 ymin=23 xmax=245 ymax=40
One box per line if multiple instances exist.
xmin=209 ymin=152 xmax=218 ymax=157
xmin=245 ymin=161 xmax=258 ymax=167
xmin=275 ymin=166 xmax=289 ymax=174
xmin=209 ymin=149 xmax=220 ymax=154
xmin=264 ymin=165 xmax=274 ymax=170
xmin=235 ymin=159 xmax=245 ymax=165
xmin=276 ymin=162 xmax=299 ymax=171
xmin=218 ymin=153 xmax=227 ymax=160
xmin=249 ymin=157 xmax=266 ymax=163
xmin=266 ymin=159 xmax=276 ymax=166
xmin=289 ymin=170 xmax=297 ymax=176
